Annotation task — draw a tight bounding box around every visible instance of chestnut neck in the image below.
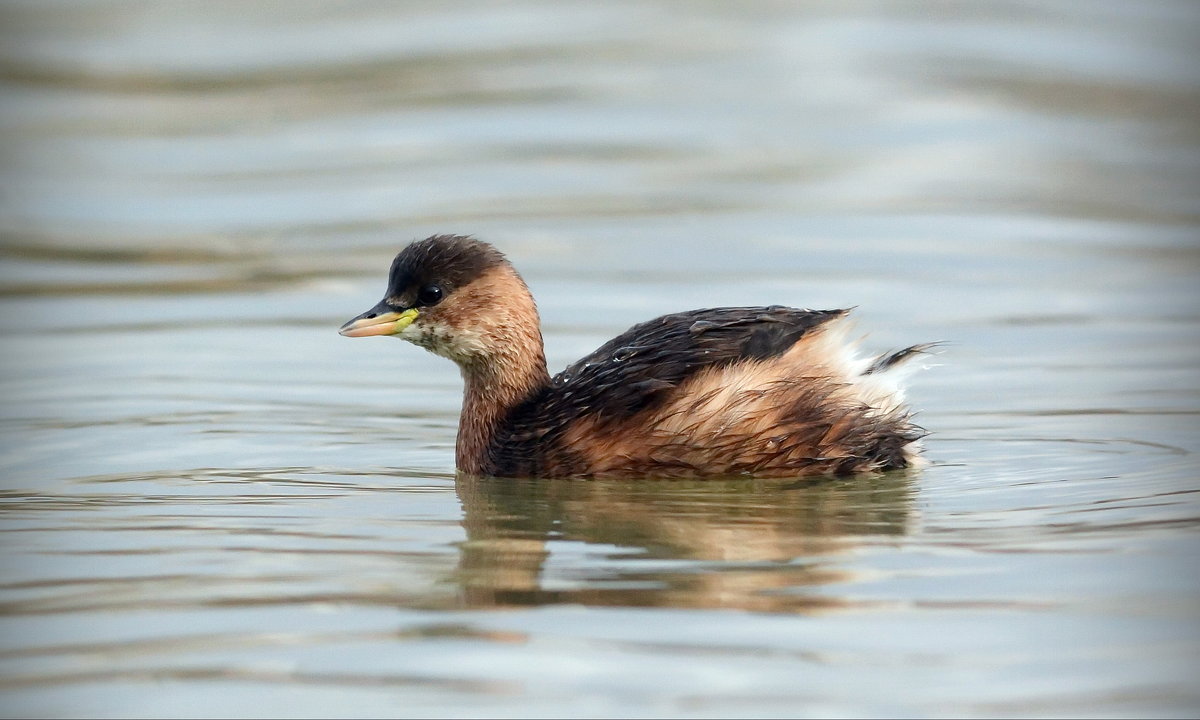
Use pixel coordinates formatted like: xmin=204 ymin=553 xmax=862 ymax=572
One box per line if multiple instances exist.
xmin=454 ymin=299 xmax=551 ymax=475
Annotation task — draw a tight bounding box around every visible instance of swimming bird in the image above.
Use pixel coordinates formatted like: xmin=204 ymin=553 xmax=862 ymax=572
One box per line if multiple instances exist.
xmin=339 ymin=235 xmax=932 ymax=478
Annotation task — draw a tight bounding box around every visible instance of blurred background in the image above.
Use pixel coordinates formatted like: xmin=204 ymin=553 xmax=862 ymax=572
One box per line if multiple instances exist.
xmin=2 ymin=1 xmax=1196 ymax=281
xmin=1 ymin=1 xmax=1198 ymax=717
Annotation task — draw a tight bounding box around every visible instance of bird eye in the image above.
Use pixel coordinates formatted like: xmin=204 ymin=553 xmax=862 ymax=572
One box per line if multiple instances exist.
xmin=417 ymin=285 xmax=444 ymax=306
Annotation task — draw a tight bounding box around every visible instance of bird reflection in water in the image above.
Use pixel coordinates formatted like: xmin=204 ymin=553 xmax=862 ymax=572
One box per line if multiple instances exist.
xmin=452 ymin=472 xmax=916 ymax=613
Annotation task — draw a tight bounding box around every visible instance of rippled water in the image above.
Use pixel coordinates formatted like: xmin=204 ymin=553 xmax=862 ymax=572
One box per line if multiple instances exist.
xmin=2 ymin=1 xmax=1199 ymax=717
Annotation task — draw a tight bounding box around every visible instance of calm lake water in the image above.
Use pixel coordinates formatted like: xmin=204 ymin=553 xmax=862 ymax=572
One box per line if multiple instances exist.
xmin=2 ymin=1 xmax=1199 ymax=717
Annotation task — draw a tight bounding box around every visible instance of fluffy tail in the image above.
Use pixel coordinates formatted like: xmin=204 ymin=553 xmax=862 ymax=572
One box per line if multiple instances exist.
xmin=863 ymin=342 xmax=943 ymax=376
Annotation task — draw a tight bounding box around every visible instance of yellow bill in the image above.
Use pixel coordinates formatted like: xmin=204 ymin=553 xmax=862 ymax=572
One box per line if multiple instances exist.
xmin=339 ymin=306 xmax=418 ymax=337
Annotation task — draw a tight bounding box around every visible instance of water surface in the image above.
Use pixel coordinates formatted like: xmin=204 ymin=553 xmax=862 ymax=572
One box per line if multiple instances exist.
xmin=1 ymin=1 xmax=1198 ymax=717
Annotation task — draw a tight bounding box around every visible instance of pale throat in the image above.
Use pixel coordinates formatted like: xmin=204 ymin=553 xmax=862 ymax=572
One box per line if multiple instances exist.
xmin=409 ymin=265 xmax=551 ymax=472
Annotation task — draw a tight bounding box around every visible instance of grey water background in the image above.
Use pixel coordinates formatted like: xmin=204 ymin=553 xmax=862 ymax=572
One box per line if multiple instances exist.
xmin=1 ymin=1 xmax=1198 ymax=717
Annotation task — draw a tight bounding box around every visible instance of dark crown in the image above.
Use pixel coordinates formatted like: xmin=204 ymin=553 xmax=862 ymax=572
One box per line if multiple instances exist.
xmin=387 ymin=235 xmax=508 ymax=296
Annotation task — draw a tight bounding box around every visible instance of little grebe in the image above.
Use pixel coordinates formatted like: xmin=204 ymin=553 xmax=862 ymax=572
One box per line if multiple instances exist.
xmin=340 ymin=235 xmax=933 ymax=478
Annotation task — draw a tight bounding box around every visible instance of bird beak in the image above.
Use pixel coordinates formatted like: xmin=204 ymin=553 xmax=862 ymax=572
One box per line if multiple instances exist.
xmin=338 ymin=303 xmax=419 ymax=337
